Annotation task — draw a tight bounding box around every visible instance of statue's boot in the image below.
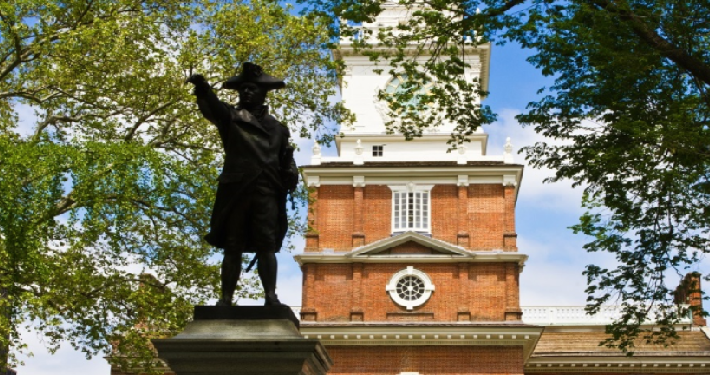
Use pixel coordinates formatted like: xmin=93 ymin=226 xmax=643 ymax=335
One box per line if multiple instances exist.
xmin=216 ymin=299 xmax=232 ymax=307
xmin=264 ymin=292 xmax=286 ymax=306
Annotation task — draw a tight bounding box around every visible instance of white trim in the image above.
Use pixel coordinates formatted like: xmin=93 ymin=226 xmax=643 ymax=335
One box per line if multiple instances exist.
xmin=296 ymin=232 xmax=529 ymax=267
xmin=302 ymin=165 xmax=524 ymax=197
xmin=318 ymin=175 xmax=507 ymax=186
xmin=353 ymin=175 xmax=365 ymax=187
xmin=295 ymin=253 xmax=528 ymax=266
xmin=457 ymin=175 xmax=469 ymax=187
xmin=307 ymin=175 xmax=320 ymax=187
xmin=295 ymin=232 xmax=529 ymax=268
xmin=299 ymin=325 xmax=543 ymax=360
xmin=349 ymin=231 xmax=469 ymax=257
xmin=303 ymin=166 xmax=523 ymax=176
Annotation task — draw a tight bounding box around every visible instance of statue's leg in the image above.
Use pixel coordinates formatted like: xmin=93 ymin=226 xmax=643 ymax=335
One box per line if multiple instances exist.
xmin=258 ymin=251 xmax=284 ymax=306
xmin=218 ymin=251 xmax=242 ymax=306
xmin=218 ymin=205 xmax=246 ymax=307
xmin=251 ymin=191 xmax=284 ymax=306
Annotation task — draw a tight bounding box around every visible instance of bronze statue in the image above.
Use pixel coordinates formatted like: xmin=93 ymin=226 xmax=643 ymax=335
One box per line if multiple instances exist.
xmin=187 ymin=62 xmax=298 ymax=307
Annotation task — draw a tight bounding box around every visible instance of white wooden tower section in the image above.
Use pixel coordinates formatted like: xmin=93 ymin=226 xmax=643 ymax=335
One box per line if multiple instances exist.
xmin=310 ymin=2 xmax=517 ymax=166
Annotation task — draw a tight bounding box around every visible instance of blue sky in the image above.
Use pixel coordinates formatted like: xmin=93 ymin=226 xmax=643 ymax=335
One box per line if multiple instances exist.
xmin=13 ymin=41 xmax=709 ymax=375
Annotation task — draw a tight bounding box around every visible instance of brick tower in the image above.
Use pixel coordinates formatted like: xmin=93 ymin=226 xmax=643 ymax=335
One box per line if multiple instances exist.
xmin=295 ymin=3 xmax=542 ymax=374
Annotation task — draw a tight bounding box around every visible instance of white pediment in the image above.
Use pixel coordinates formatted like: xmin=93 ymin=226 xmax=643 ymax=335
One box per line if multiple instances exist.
xmin=347 ymin=231 xmax=471 ymax=258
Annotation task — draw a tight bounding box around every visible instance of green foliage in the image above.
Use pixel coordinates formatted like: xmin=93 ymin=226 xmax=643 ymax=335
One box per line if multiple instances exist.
xmin=0 ymin=0 xmax=348 ymax=371
xmin=299 ymin=0 xmax=710 ymax=352
xmin=517 ymin=0 xmax=709 ymax=352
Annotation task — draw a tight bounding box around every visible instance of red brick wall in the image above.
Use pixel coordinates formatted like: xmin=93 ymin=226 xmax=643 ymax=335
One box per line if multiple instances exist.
xmin=326 ymin=345 xmax=524 ymax=375
xmin=301 ymin=259 xmax=521 ymax=322
xmin=317 ymin=185 xmax=355 ymax=252
xmin=363 ymin=185 xmax=392 ymax=245
xmin=308 ymin=183 xmax=516 ymax=252
xmin=431 ymin=185 xmax=459 ymax=245
xmin=466 ymin=184 xmax=506 ymax=249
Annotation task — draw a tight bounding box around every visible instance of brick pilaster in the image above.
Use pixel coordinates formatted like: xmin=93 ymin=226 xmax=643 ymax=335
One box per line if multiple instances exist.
xmin=352 ymin=186 xmax=365 ymax=247
xmin=457 ymin=186 xmax=470 ymax=248
xmin=503 ymin=185 xmax=517 ymax=251
xmin=301 ymin=264 xmax=317 ymax=321
xmin=504 ymin=263 xmax=522 ymax=320
xmin=305 ymin=186 xmax=319 ymax=251
xmin=351 ymin=263 xmax=363 ymax=321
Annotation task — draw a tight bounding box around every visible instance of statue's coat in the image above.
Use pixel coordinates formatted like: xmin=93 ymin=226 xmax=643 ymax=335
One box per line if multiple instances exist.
xmin=193 ymin=82 xmax=295 ymax=252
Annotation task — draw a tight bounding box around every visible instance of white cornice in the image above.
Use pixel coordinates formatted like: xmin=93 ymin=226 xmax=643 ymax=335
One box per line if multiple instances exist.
xmin=296 ymin=232 xmax=528 ymax=268
xmin=299 ymin=324 xmax=542 ymax=360
xmin=296 ymin=253 xmax=527 ymax=268
xmin=302 ymin=165 xmax=523 ymax=177
xmin=301 ymin=164 xmax=524 ymax=198
xmin=295 ymin=253 xmax=527 ymax=267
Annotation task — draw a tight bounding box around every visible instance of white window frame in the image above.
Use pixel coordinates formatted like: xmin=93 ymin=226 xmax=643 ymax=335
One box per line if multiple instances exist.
xmin=389 ymin=183 xmax=433 ymax=234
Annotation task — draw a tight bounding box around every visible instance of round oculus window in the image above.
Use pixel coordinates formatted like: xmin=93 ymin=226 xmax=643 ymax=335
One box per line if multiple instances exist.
xmin=396 ymin=275 xmax=425 ymax=301
xmin=386 ymin=266 xmax=435 ymax=310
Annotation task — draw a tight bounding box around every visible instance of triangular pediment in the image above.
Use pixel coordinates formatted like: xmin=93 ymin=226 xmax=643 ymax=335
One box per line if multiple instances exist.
xmin=347 ymin=232 xmax=473 ymax=259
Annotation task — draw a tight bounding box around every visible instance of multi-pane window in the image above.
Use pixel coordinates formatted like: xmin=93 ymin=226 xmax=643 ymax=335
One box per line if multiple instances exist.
xmin=372 ymin=145 xmax=384 ymax=157
xmin=392 ymin=189 xmax=431 ymax=233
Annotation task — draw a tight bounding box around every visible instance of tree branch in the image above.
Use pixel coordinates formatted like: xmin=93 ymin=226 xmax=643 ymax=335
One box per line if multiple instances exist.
xmin=31 ymin=114 xmax=87 ymax=143
xmin=591 ymin=0 xmax=710 ymax=86
xmin=482 ymin=0 xmax=527 ymax=18
xmin=124 ymin=100 xmax=179 ymax=142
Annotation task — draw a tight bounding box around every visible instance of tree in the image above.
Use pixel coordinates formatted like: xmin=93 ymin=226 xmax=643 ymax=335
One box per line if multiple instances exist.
xmin=298 ymin=0 xmax=710 ymax=352
xmin=0 ymin=0 xmax=347 ymax=371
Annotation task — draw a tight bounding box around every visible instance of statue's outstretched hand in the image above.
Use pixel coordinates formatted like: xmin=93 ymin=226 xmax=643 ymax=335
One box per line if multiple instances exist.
xmin=186 ymin=74 xmax=206 ymax=85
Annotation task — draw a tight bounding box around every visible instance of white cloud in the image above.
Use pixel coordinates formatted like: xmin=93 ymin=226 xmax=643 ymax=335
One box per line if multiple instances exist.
xmin=13 ymin=102 xmax=39 ymax=137
xmin=14 ymin=328 xmax=110 ymax=375
xmin=485 ymin=108 xmax=585 ymax=211
xmin=518 ymin=234 xmax=615 ymax=306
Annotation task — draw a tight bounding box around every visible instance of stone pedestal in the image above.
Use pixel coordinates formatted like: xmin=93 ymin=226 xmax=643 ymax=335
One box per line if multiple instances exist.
xmin=152 ymin=306 xmax=332 ymax=375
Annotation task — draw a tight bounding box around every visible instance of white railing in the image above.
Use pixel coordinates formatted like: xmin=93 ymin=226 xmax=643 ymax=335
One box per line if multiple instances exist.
xmin=521 ymin=305 xmax=693 ymax=326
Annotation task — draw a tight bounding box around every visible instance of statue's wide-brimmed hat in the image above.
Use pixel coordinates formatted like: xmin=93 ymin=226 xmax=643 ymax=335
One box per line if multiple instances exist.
xmin=223 ymin=62 xmax=286 ymax=91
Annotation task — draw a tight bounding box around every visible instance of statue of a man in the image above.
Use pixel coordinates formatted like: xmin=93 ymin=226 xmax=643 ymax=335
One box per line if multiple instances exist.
xmin=187 ymin=62 xmax=298 ymax=307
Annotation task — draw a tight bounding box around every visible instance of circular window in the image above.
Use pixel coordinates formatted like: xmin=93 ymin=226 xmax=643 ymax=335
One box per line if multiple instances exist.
xmin=386 ymin=266 xmax=435 ymax=310
xmin=397 ymin=275 xmax=425 ymax=301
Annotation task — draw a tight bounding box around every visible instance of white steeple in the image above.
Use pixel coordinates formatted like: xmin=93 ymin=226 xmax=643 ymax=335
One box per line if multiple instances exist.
xmin=321 ymin=2 xmax=512 ymax=165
